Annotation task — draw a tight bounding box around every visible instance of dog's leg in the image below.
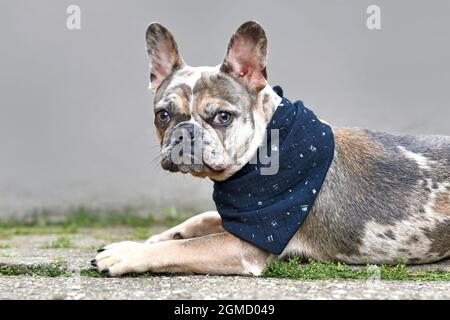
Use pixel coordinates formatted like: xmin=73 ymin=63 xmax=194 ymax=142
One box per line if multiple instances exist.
xmin=93 ymin=232 xmax=272 ymax=276
xmin=146 ymin=211 xmax=224 ymax=243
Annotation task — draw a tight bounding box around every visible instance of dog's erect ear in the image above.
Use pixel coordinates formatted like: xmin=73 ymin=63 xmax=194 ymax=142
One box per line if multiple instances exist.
xmin=220 ymin=21 xmax=268 ymax=93
xmin=146 ymin=23 xmax=184 ymax=93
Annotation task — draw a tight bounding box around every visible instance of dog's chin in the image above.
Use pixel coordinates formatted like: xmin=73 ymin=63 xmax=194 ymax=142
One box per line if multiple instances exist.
xmin=160 ymin=159 xmax=228 ymax=180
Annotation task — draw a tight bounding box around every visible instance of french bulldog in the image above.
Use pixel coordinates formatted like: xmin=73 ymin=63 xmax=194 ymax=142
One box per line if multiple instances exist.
xmin=91 ymin=21 xmax=450 ymax=276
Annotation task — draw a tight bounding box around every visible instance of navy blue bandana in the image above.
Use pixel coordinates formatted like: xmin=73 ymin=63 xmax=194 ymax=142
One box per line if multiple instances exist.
xmin=212 ymin=87 xmax=335 ymax=255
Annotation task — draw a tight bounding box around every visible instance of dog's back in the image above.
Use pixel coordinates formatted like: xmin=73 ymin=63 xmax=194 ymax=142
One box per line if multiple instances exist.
xmin=286 ymin=127 xmax=450 ymax=264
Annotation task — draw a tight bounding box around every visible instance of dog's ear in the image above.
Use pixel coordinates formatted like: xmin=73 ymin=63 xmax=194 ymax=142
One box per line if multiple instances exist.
xmin=220 ymin=21 xmax=268 ymax=93
xmin=146 ymin=23 xmax=184 ymax=93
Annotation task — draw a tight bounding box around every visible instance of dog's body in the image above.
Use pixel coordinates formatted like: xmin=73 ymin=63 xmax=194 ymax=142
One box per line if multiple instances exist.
xmin=287 ymin=128 xmax=450 ymax=265
xmin=92 ymin=21 xmax=450 ymax=276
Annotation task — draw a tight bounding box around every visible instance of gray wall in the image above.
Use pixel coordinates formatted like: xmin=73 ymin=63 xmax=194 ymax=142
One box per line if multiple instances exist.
xmin=1 ymin=0 xmax=449 ymax=217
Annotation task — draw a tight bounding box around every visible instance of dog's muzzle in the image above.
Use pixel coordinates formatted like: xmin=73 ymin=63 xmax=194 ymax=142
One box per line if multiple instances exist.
xmin=161 ymin=122 xmax=226 ymax=174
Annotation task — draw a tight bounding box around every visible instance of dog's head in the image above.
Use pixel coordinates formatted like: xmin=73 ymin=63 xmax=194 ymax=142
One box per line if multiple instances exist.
xmin=146 ymin=21 xmax=279 ymax=181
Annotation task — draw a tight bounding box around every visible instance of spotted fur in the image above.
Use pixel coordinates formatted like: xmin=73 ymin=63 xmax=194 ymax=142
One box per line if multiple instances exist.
xmin=285 ymin=129 xmax=450 ymax=264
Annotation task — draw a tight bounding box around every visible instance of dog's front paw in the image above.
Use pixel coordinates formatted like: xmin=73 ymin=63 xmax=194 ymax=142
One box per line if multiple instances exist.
xmin=91 ymin=241 xmax=151 ymax=276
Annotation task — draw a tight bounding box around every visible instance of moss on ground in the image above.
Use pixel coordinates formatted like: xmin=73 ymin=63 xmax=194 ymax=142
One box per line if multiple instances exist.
xmin=0 ymin=259 xmax=449 ymax=280
xmin=0 ymin=263 xmax=71 ymax=277
xmin=79 ymin=269 xmax=155 ymax=278
xmin=0 ymin=263 xmax=154 ymax=278
xmin=262 ymin=258 xmax=450 ymax=281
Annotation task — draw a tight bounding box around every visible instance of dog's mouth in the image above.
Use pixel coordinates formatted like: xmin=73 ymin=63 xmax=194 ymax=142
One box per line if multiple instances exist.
xmin=160 ymin=153 xmax=228 ymax=178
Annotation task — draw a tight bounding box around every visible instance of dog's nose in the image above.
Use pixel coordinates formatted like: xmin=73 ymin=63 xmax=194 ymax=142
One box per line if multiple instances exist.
xmin=174 ymin=123 xmax=195 ymax=144
xmin=169 ymin=123 xmax=202 ymax=165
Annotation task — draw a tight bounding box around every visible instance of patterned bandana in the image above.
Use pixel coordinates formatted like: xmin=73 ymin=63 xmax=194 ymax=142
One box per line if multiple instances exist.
xmin=212 ymin=87 xmax=335 ymax=254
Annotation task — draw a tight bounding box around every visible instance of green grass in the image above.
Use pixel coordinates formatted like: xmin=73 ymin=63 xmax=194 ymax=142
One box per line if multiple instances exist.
xmin=0 ymin=208 xmax=155 ymax=229
xmin=262 ymin=258 xmax=450 ymax=281
xmin=43 ymin=236 xmax=73 ymax=249
xmin=0 ymin=243 xmax=10 ymax=249
xmin=0 ymin=226 xmax=79 ymax=239
xmin=0 ymin=263 xmax=154 ymax=278
xmin=131 ymin=227 xmax=151 ymax=240
xmin=0 ymin=263 xmax=71 ymax=277
xmin=79 ymin=269 xmax=106 ymax=277
xmin=0 ymin=207 xmax=193 ymax=238
xmin=0 ymin=259 xmax=448 ymax=280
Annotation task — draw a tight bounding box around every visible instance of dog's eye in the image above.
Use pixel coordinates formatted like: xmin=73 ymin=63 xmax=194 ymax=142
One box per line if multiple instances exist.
xmin=156 ymin=110 xmax=171 ymax=124
xmin=212 ymin=111 xmax=232 ymax=126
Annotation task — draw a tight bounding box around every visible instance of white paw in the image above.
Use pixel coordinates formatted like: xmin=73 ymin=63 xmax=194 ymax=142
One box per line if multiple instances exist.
xmin=91 ymin=241 xmax=151 ymax=276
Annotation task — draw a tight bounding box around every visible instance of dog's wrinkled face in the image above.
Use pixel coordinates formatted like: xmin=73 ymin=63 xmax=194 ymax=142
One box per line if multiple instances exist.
xmin=146 ymin=21 xmax=276 ymax=180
